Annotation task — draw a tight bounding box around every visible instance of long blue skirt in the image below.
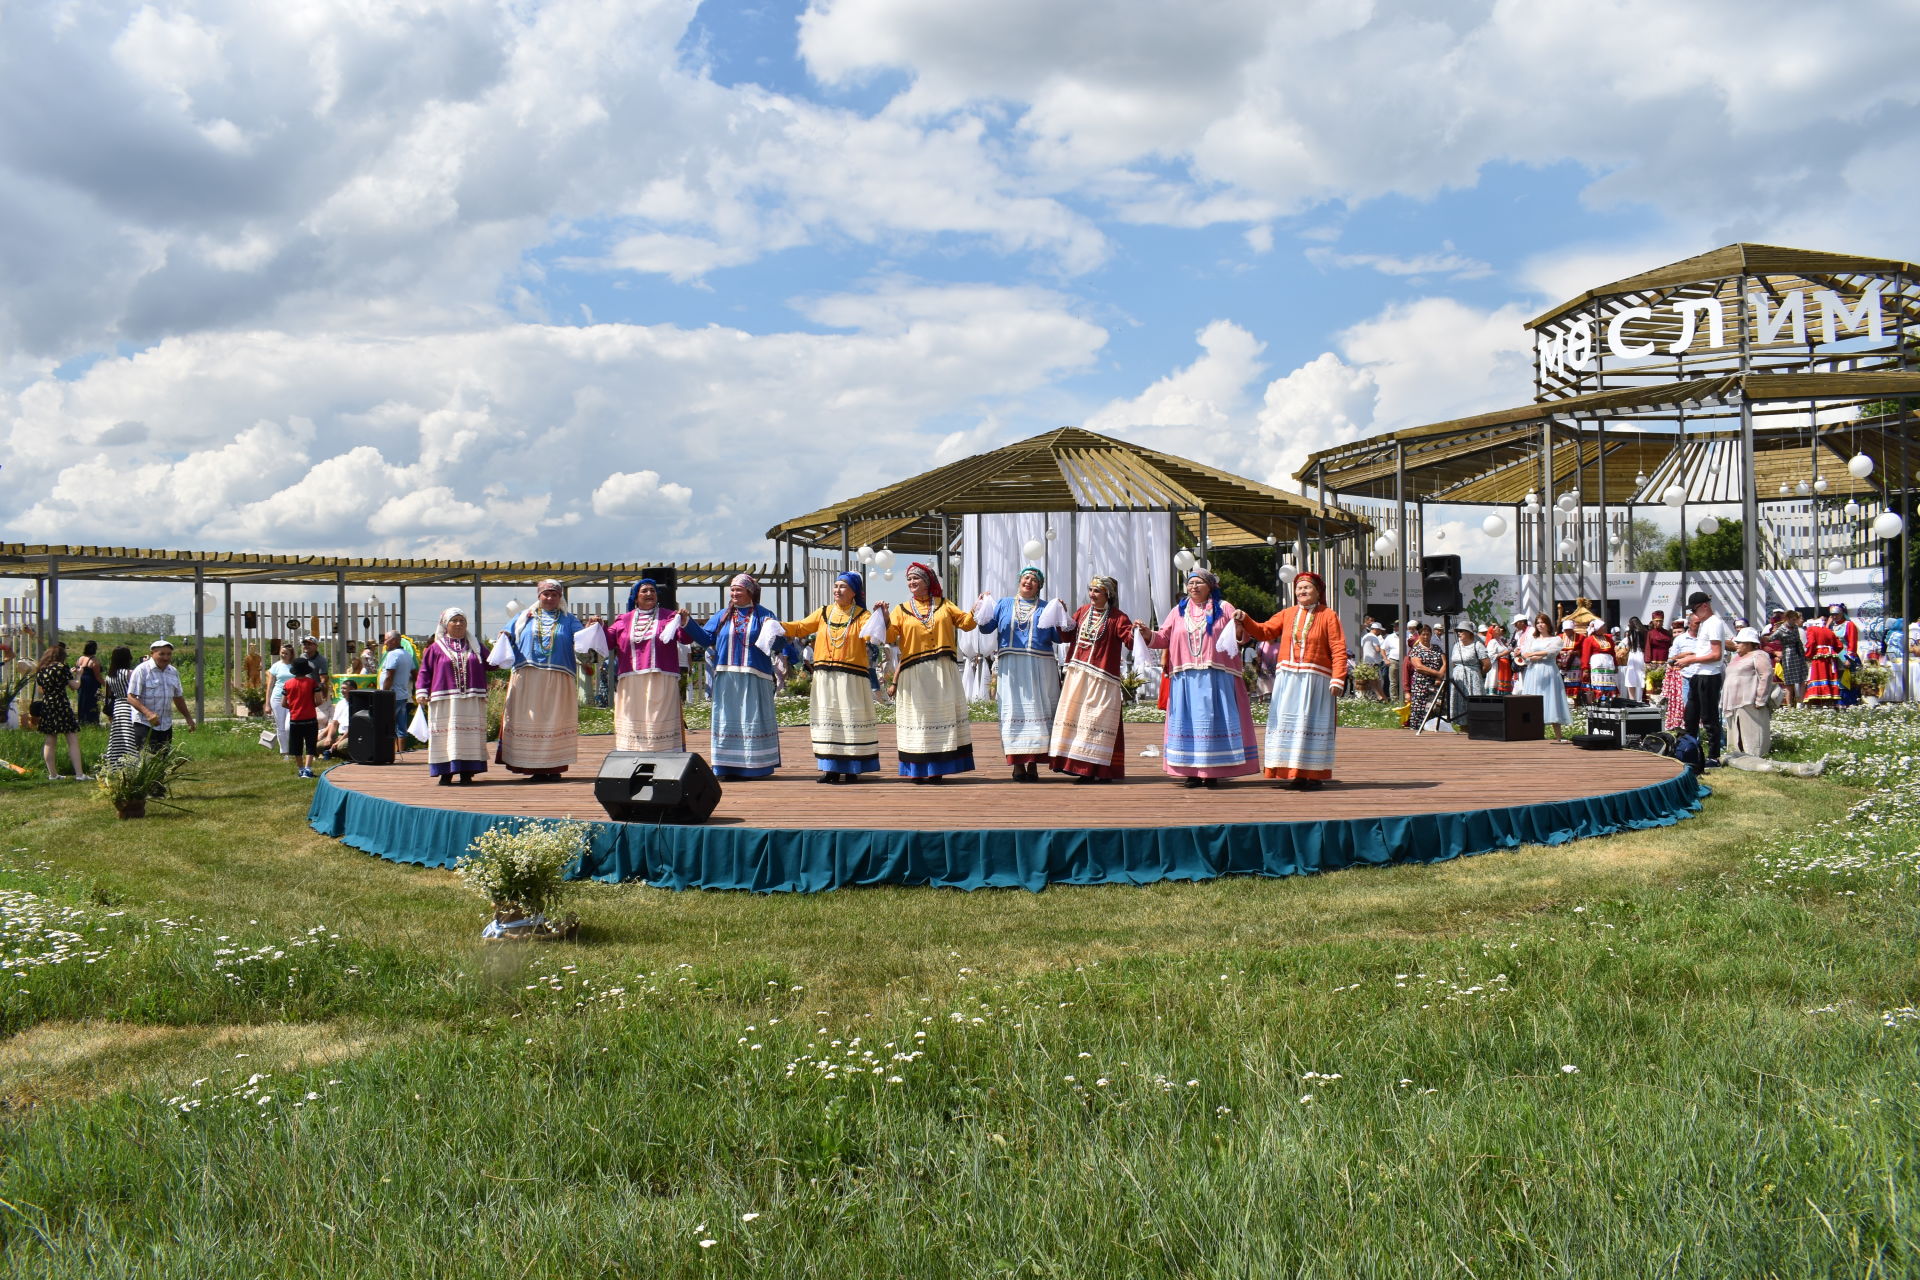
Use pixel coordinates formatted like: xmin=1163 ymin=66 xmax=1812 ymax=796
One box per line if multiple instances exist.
xmin=1163 ymin=668 xmax=1260 ymax=778
xmin=710 ymin=672 xmax=781 ymax=778
xmin=995 ymin=650 xmax=1060 ymax=761
xmin=1263 ymin=668 xmax=1337 ymax=779
xmin=1518 ymin=657 xmax=1571 ymax=726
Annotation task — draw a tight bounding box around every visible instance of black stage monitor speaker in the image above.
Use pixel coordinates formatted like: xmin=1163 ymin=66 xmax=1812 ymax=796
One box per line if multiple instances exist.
xmin=1464 ymin=694 xmax=1543 ymax=742
xmin=596 ymin=751 xmax=722 ymax=824
xmin=346 ymin=688 xmax=396 ymax=764
xmin=640 ymin=565 xmax=679 ymax=611
xmin=1421 ymin=554 xmax=1463 ymax=616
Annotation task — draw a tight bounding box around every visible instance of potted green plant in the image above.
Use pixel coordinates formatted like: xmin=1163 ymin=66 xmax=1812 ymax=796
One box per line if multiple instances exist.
xmin=455 ymin=817 xmax=588 ymax=940
xmin=1858 ymin=663 xmax=1889 ymax=702
xmin=95 ymin=750 xmax=192 ymax=819
xmin=1351 ymin=661 xmax=1381 ymax=687
xmin=234 ymin=682 xmax=267 ymax=717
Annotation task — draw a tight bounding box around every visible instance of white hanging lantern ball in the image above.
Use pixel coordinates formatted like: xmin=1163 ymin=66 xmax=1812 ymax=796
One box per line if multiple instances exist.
xmin=1795 ymin=480 xmax=1810 ymax=496
xmin=1848 ymin=453 xmax=1875 ymax=479
xmin=1777 ymin=483 xmax=1790 ymax=496
xmin=1277 ymin=561 xmax=1299 ymax=583
xmin=1825 ymin=557 xmax=1844 ymax=574
xmin=1634 ymin=471 xmax=1648 ymax=488
xmin=1844 ymin=499 xmax=1862 ymax=518
xmin=1481 ymin=513 xmax=1508 ymax=538
xmin=1663 ymin=484 xmax=1687 ymax=509
xmin=1020 ymin=538 xmax=1045 ymax=562
xmin=1556 ymin=492 xmax=1576 ymax=513
xmin=856 ymin=544 xmax=874 ymax=564
xmin=1434 ymin=529 xmax=1446 ymax=542
xmin=873 ymin=546 xmax=895 ymax=570
xmin=1372 ymin=534 xmax=1395 ymax=558
xmin=1044 ymin=525 xmax=1058 ymax=541
xmin=1874 ymin=510 xmax=1906 ymax=540
xmin=1813 ymin=475 xmax=1829 ymax=494
xmin=504 ymin=599 xmax=522 ymax=618
xmin=1697 ymin=516 xmax=1720 ymax=536
xmin=883 ymin=569 xmax=894 ymax=581
xmin=1524 ymin=491 xmax=1539 ymax=509
xmin=1607 ymin=534 xmax=1621 ymax=550
xmin=1557 ymin=538 xmax=1577 ymax=560
xmin=1264 ymin=534 xmax=1277 ymax=546
xmin=1172 ymin=548 xmax=1195 ymax=572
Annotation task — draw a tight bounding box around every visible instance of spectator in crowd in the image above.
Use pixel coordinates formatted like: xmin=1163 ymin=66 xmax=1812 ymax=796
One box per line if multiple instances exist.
xmin=1447 ymin=622 xmax=1486 ymax=720
xmin=314 ymin=691 xmax=351 ymax=760
xmin=379 ymin=630 xmax=417 ymax=750
xmin=1664 ymin=613 xmax=1699 ymax=730
xmin=267 ymin=641 xmax=296 ymax=756
xmin=1405 ymin=622 xmax=1447 ymax=729
xmin=1644 ymin=610 xmax=1672 ymax=666
xmin=74 ymin=639 xmax=103 ymax=727
xmin=1672 ymin=590 xmax=1735 ymax=763
xmin=125 ymin=639 xmax=196 ymax=753
xmin=1358 ymin=620 xmax=1386 ymax=700
xmin=1620 ymin=618 xmax=1647 ymax=702
xmin=1721 ymin=627 xmax=1777 ymax=757
xmin=102 ymin=646 xmax=139 ymax=768
xmin=282 ymin=658 xmax=321 ymax=778
xmin=33 ymin=641 xmax=88 ymax=781
xmin=300 ymin=635 xmax=332 ymax=701
xmin=1772 ymin=610 xmax=1808 ymax=706
xmin=1379 ymin=621 xmax=1404 ymax=705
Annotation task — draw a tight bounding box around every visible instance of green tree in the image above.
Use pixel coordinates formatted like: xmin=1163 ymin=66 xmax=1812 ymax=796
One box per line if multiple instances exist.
xmin=1658 ymin=518 xmax=1745 ymax=571
xmin=1623 ymin=517 xmax=1671 ymax=571
xmin=1209 ymin=544 xmax=1278 ymax=619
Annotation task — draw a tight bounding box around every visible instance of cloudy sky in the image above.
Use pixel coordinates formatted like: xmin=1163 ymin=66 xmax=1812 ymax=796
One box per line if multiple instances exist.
xmin=5 ymin=0 xmax=1920 ymax=614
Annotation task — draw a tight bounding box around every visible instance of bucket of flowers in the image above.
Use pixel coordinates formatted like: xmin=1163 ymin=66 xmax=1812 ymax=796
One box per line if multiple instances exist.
xmin=455 ymin=817 xmax=587 ymax=941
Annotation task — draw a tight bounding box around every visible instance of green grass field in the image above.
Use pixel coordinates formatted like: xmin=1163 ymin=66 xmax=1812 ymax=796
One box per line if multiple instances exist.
xmin=0 ymin=701 xmax=1915 ymax=1277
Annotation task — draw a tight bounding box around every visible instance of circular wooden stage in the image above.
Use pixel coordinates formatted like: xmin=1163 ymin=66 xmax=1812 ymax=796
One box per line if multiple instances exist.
xmin=309 ymin=725 xmax=1703 ymax=893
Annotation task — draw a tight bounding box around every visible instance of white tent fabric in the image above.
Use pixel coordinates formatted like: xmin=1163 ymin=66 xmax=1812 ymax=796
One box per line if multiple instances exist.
xmin=960 ymin=513 xmax=1172 ymax=630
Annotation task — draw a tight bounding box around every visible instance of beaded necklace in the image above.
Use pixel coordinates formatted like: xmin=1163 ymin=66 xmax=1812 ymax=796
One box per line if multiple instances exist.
xmin=530 ymin=608 xmax=560 ymax=665
xmin=1183 ymin=601 xmax=1211 ymax=662
xmin=909 ymin=595 xmax=939 ymax=631
xmin=435 ymin=635 xmax=473 ymax=693
xmin=823 ymin=603 xmax=857 ymax=657
xmin=1076 ymin=606 xmax=1106 ymax=657
xmin=1287 ymin=604 xmax=1315 ymax=665
xmin=628 ymin=608 xmax=658 ymax=670
xmin=1013 ymin=595 xmax=1040 ymax=648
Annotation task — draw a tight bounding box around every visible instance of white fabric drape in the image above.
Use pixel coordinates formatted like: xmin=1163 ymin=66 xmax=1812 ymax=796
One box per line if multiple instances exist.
xmin=961 ymin=512 xmax=1171 ymax=636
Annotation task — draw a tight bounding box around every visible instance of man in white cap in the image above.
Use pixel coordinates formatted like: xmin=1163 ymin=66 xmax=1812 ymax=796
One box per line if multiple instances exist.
xmin=124 ymin=639 xmax=196 ymax=753
xmin=1672 ymin=589 xmax=1734 ymax=762
xmin=1358 ymin=619 xmax=1387 ymax=700
xmin=1378 ymin=618 xmax=1403 ymax=704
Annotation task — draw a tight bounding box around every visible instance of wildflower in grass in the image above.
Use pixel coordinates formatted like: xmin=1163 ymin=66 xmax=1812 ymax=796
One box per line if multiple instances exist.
xmin=1561 ymin=1064 xmax=1580 ymax=1074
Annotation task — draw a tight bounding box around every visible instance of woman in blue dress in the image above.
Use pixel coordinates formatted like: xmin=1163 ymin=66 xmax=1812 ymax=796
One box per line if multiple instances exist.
xmin=974 ymin=565 xmax=1072 ymax=781
xmin=681 ymin=574 xmax=797 ymax=779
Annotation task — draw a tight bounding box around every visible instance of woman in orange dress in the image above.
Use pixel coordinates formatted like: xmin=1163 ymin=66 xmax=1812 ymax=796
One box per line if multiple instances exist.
xmin=1239 ymin=572 xmax=1348 ymax=789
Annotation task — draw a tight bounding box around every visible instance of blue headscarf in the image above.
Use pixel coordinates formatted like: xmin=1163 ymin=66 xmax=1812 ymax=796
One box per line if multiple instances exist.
xmin=625 ymin=577 xmax=660 ymax=612
xmin=1178 ymin=570 xmax=1224 ymax=629
xmin=835 ymin=571 xmax=866 ymax=610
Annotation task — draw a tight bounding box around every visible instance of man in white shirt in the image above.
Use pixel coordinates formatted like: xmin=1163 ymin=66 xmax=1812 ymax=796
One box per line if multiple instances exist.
xmin=1673 ymin=590 xmax=1735 ymax=763
xmin=124 ymin=638 xmax=196 ymax=753
xmin=1358 ymin=621 xmax=1387 ymax=700
xmin=1379 ymin=622 xmax=1404 ymax=703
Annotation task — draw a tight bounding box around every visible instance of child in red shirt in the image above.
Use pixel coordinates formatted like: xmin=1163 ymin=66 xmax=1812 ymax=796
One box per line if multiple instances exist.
xmin=284 ymin=659 xmax=320 ymax=778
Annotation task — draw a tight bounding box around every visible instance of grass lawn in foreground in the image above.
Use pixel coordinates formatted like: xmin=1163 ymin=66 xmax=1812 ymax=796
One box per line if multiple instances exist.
xmin=0 ymin=703 xmax=1915 ymax=1277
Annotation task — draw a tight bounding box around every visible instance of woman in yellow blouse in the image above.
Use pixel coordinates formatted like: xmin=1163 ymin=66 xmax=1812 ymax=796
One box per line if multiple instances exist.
xmin=782 ymin=571 xmax=882 ymax=783
xmin=880 ymin=562 xmax=980 ymax=784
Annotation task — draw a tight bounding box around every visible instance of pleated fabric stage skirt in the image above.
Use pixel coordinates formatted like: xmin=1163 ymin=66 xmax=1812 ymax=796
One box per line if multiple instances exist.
xmin=1262 ymin=668 xmax=1336 ymax=781
xmin=809 ymin=668 xmax=881 ymax=774
xmin=895 ymin=656 xmax=975 ymax=778
xmin=710 ymin=671 xmax=782 ymax=779
xmin=426 ymin=693 xmax=489 ymax=778
xmin=1163 ymin=668 xmax=1259 ymax=778
xmin=614 ymin=670 xmax=684 ymax=752
xmin=1047 ymin=665 xmax=1126 ymax=779
xmin=1519 ymin=657 xmax=1572 ymax=726
xmin=497 ymin=667 xmax=578 ymax=774
xmin=996 ymin=649 xmax=1060 ymax=764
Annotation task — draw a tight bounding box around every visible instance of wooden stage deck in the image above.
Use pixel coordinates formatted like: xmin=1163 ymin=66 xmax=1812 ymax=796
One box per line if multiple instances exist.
xmin=323 ymin=725 xmax=1683 ymax=831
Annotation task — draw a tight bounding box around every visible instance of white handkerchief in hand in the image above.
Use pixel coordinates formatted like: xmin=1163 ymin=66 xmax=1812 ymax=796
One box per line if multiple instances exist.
xmin=657 ymin=614 xmax=679 ymax=646
xmin=1132 ymin=629 xmax=1153 ymax=671
xmin=407 ymin=706 xmax=430 ymax=743
xmin=1215 ymin=616 xmax=1239 ymax=655
xmin=861 ymin=609 xmax=890 ymax=643
xmin=1038 ymin=599 xmax=1073 ymax=631
xmin=754 ymin=617 xmax=781 ymax=655
xmin=487 ymin=635 xmax=515 ymax=668
xmin=575 ymin=621 xmax=608 ymax=658
xmin=975 ymin=593 xmax=998 ymax=620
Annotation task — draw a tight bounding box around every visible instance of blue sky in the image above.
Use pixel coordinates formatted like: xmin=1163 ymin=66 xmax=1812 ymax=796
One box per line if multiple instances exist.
xmin=3 ymin=0 xmax=1918 ymax=619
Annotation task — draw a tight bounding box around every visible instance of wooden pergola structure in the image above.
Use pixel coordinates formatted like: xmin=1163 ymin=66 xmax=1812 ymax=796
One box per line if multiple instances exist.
xmin=768 ymin=426 xmax=1365 ymax=603
xmin=0 ymin=544 xmax=790 ymax=721
xmin=1295 ymin=244 xmax=1920 ymax=628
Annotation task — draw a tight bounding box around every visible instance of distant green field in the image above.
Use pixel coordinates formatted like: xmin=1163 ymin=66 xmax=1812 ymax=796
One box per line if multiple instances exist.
xmin=0 ymin=703 xmax=1913 ymax=1277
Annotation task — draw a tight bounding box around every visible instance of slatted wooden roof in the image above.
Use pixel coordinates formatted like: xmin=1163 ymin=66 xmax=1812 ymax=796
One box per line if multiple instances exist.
xmin=1297 ymin=374 xmax=1920 ymax=503
xmin=769 ymin=426 xmax=1363 ymax=551
xmin=0 ymin=545 xmax=782 ymax=588
xmin=1529 ymin=242 xmax=1920 ymax=331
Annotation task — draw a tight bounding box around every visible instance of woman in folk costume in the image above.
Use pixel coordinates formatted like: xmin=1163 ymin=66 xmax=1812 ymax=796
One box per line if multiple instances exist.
xmin=881 ymin=562 xmax=980 ymax=784
xmin=1802 ymin=611 xmax=1842 ymax=704
xmin=781 ymin=571 xmax=884 ymax=783
xmin=1514 ymin=613 xmax=1571 ymax=742
xmin=1584 ymin=620 xmax=1618 ymax=706
xmin=974 ymin=565 xmax=1073 ymax=781
xmin=491 ymin=580 xmax=606 ymax=779
xmin=415 ymin=606 xmax=490 ymax=786
xmin=1046 ymin=575 xmax=1136 ymax=784
xmin=1237 ymin=571 xmax=1347 ymax=789
xmin=605 ymin=578 xmax=689 ymax=752
xmin=1146 ymin=569 xmax=1261 ymax=788
xmin=680 ymin=574 xmax=796 ymax=779
xmin=1486 ymin=620 xmax=1518 ymax=696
